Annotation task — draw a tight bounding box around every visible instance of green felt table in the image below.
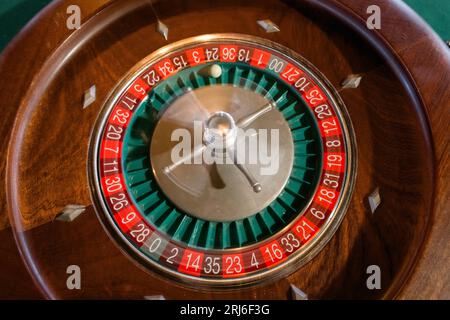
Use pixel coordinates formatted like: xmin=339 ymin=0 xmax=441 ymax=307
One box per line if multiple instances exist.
xmin=0 ymin=0 xmax=449 ymax=53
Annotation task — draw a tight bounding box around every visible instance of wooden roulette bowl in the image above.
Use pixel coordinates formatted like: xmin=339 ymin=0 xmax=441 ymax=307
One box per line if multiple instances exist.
xmin=0 ymin=0 xmax=448 ymax=299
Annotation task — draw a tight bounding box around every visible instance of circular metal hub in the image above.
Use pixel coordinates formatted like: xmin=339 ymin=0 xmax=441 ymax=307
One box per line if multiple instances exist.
xmin=150 ymin=85 xmax=294 ymax=222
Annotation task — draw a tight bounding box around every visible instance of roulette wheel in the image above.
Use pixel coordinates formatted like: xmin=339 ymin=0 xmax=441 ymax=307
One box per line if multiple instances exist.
xmin=0 ymin=0 xmax=449 ymax=300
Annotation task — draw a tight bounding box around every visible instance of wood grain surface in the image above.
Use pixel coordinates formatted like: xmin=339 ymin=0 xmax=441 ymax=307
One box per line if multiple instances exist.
xmin=0 ymin=0 xmax=448 ymax=299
